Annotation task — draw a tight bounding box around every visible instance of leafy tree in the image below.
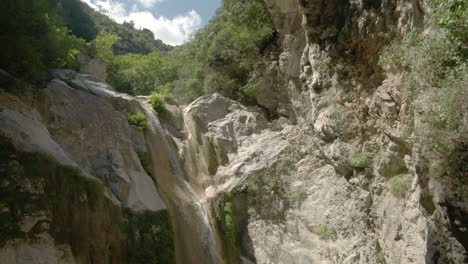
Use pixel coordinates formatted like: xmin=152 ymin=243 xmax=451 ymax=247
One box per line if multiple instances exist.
xmin=108 ymin=52 xmax=177 ymax=95
xmin=429 ymin=0 xmax=467 ymax=58
xmin=166 ymin=0 xmax=276 ymax=103
xmin=89 ymin=30 xmax=121 ymax=64
xmin=0 ymin=0 xmax=86 ymax=83
xmin=57 ymin=0 xmax=172 ymax=55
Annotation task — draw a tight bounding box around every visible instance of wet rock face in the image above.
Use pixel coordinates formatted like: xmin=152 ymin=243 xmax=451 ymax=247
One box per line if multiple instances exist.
xmin=0 ymin=72 xmax=167 ymax=263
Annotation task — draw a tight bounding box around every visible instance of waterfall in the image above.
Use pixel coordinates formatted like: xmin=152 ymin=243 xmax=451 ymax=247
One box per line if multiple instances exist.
xmin=139 ymin=101 xmax=222 ymax=264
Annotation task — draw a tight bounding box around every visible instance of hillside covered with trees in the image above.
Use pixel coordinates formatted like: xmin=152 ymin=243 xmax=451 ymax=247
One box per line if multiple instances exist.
xmin=1 ymin=0 xmax=278 ymax=105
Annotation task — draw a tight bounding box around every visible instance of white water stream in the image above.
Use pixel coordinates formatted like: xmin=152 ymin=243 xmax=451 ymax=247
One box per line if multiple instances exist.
xmin=140 ymin=101 xmax=222 ymax=264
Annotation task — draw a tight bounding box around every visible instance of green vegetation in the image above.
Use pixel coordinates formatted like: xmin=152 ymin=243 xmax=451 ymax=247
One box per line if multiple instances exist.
xmin=125 ymin=112 xmax=149 ymax=131
xmin=0 ymin=0 xmax=86 ymax=83
xmin=376 ymin=250 xmax=386 ymax=263
xmin=168 ymin=0 xmax=276 ymax=103
xmin=57 ymin=0 xmax=172 ymax=54
xmin=236 ymin=143 xmax=304 ymax=218
xmin=324 ymin=104 xmax=345 ymax=127
xmin=1 ymin=0 xmax=276 ymax=110
xmin=287 ymin=188 xmax=308 ymax=204
xmin=0 ymin=134 xmax=126 ymax=262
xmin=88 ymin=30 xmax=121 ymax=64
xmin=350 ymin=152 xmax=370 ymax=169
xmin=379 ymin=1 xmax=467 ymax=190
xmin=137 ymin=151 xmax=152 ymax=176
xmin=0 ymin=134 xmax=175 ymax=262
xmin=125 ymin=209 xmax=175 ymax=264
xmin=389 ymin=174 xmax=412 ymax=198
xmin=108 ymin=52 xmax=177 ymax=95
xmin=429 ymin=0 xmax=467 ymax=58
xmin=223 ymin=202 xmax=238 ymax=257
xmin=149 ymin=92 xmax=167 ymax=115
xmin=312 ymin=225 xmax=337 ymax=241
xmin=97 ymin=0 xmax=276 ymax=104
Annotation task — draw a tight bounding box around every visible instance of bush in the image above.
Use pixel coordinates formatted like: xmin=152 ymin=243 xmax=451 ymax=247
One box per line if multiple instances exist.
xmin=125 ymin=112 xmax=149 ymax=131
xmin=125 ymin=209 xmax=175 ymax=264
xmin=88 ymin=30 xmax=120 ymax=64
xmin=287 ymin=189 xmax=307 ymax=205
xmin=376 ymin=251 xmax=386 ymax=263
xmin=324 ymin=104 xmax=345 ymax=127
xmin=429 ymin=0 xmax=467 ymax=58
xmin=379 ymin=14 xmax=467 ymax=188
xmin=350 ymin=152 xmax=370 ymax=168
xmin=388 ymin=174 xmax=412 ymax=198
xmin=149 ymin=92 xmax=166 ymax=115
xmin=312 ymin=225 xmax=337 ymax=241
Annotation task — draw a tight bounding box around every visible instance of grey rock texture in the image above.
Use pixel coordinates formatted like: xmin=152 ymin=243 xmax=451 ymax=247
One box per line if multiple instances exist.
xmin=76 ymin=54 xmax=108 ymax=82
xmin=1 ymin=0 xmax=467 ymax=263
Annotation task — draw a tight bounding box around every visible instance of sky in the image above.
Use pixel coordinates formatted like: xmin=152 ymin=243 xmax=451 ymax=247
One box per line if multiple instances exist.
xmin=81 ymin=0 xmax=221 ymax=46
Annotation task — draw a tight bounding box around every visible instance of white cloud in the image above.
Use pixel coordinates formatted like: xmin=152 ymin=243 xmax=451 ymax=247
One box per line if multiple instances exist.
xmin=80 ymin=0 xmax=202 ymax=45
xmin=138 ymin=0 xmax=162 ymax=9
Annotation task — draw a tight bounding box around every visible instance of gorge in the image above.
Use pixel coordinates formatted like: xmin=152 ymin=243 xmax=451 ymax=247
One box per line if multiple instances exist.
xmin=0 ymin=0 xmax=467 ymax=263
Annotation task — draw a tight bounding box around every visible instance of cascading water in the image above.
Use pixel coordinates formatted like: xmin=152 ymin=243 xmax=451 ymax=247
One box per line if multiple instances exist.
xmin=55 ymin=73 xmax=223 ymax=263
xmin=139 ymin=101 xmax=222 ymax=264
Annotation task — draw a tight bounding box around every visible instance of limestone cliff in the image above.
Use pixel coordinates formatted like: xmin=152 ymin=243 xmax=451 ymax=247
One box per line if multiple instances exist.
xmin=0 ymin=0 xmax=467 ymax=264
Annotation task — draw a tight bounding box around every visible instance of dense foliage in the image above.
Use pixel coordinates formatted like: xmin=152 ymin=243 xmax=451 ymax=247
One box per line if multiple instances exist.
xmin=108 ymin=52 xmax=177 ymax=95
xmin=125 ymin=209 xmax=175 ymax=264
xmin=103 ymin=0 xmax=276 ymax=105
xmin=168 ymin=0 xmax=277 ymax=103
xmin=58 ymin=0 xmax=172 ymax=54
xmin=125 ymin=112 xmax=149 ymax=131
xmin=0 ymin=0 xmax=86 ymax=82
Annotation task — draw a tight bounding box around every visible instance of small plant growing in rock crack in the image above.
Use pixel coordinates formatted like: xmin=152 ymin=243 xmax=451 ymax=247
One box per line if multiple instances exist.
xmin=235 ymin=143 xmax=305 ymax=217
xmin=376 ymin=250 xmax=386 ymax=263
xmin=350 ymin=152 xmax=370 ymax=169
xmin=389 ymin=174 xmax=412 ymax=198
xmin=247 ymin=206 xmax=257 ymax=217
xmin=125 ymin=112 xmax=149 ymax=131
xmin=149 ymin=92 xmax=166 ymax=115
xmin=222 ymin=201 xmax=238 ymax=259
xmin=312 ymin=225 xmax=337 ymax=241
xmin=136 ymin=151 xmax=152 ymax=176
xmin=287 ymin=188 xmax=307 ymax=205
xmin=323 ymin=104 xmax=345 ymax=128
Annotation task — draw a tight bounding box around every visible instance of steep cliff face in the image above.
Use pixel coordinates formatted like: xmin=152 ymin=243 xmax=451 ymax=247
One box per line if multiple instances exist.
xmin=221 ymin=0 xmax=467 ymax=263
xmin=0 ymin=0 xmax=466 ymax=264
xmin=0 ymin=71 xmax=218 ymax=264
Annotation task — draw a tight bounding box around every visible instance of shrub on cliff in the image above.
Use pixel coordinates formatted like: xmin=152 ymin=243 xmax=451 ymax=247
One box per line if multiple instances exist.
xmin=379 ymin=1 xmax=467 ymax=190
xmin=125 ymin=112 xmax=149 ymax=131
xmin=149 ymin=92 xmax=166 ymax=115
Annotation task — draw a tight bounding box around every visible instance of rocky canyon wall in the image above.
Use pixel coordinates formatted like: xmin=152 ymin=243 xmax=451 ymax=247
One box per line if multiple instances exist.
xmin=0 ymin=0 xmax=466 ymax=263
